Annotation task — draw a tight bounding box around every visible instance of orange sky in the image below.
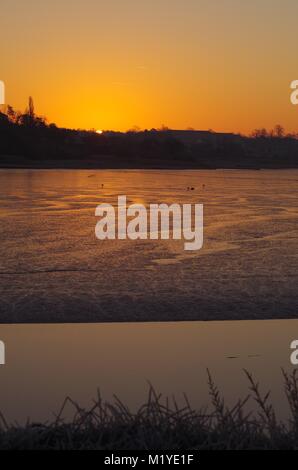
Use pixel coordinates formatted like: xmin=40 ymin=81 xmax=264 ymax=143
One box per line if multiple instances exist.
xmin=1 ymin=0 xmax=298 ymax=133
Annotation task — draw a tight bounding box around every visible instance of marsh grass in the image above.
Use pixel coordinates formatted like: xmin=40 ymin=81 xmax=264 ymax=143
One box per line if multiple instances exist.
xmin=0 ymin=369 xmax=297 ymax=450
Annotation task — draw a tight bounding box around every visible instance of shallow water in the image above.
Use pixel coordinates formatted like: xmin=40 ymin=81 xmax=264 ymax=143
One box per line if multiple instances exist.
xmin=0 ymin=169 xmax=297 ymax=322
xmin=0 ymin=319 xmax=297 ymax=424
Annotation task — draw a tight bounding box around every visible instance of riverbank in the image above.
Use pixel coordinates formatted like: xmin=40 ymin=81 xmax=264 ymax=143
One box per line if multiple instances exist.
xmin=0 ymin=370 xmax=297 ymax=450
xmin=0 ymin=156 xmax=297 ymax=170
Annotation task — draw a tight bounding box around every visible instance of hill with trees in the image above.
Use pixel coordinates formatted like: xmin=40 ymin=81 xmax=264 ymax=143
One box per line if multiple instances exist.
xmin=0 ymin=98 xmax=297 ymax=169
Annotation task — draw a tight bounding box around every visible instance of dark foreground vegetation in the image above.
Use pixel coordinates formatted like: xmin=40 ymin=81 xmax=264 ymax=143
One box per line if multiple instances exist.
xmin=0 ymin=370 xmax=297 ymax=450
xmin=1 ymin=98 xmax=298 ymax=169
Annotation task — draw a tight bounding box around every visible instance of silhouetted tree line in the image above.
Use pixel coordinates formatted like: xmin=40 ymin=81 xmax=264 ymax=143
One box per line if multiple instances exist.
xmin=0 ymin=98 xmax=298 ymax=168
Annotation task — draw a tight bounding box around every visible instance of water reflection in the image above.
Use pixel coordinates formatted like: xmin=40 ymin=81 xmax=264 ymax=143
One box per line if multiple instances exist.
xmin=0 ymin=319 xmax=297 ymax=424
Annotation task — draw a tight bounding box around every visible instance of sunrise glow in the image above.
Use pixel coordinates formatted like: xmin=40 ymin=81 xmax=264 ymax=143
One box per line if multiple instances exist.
xmin=1 ymin=1 xmax=298 ymax=133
